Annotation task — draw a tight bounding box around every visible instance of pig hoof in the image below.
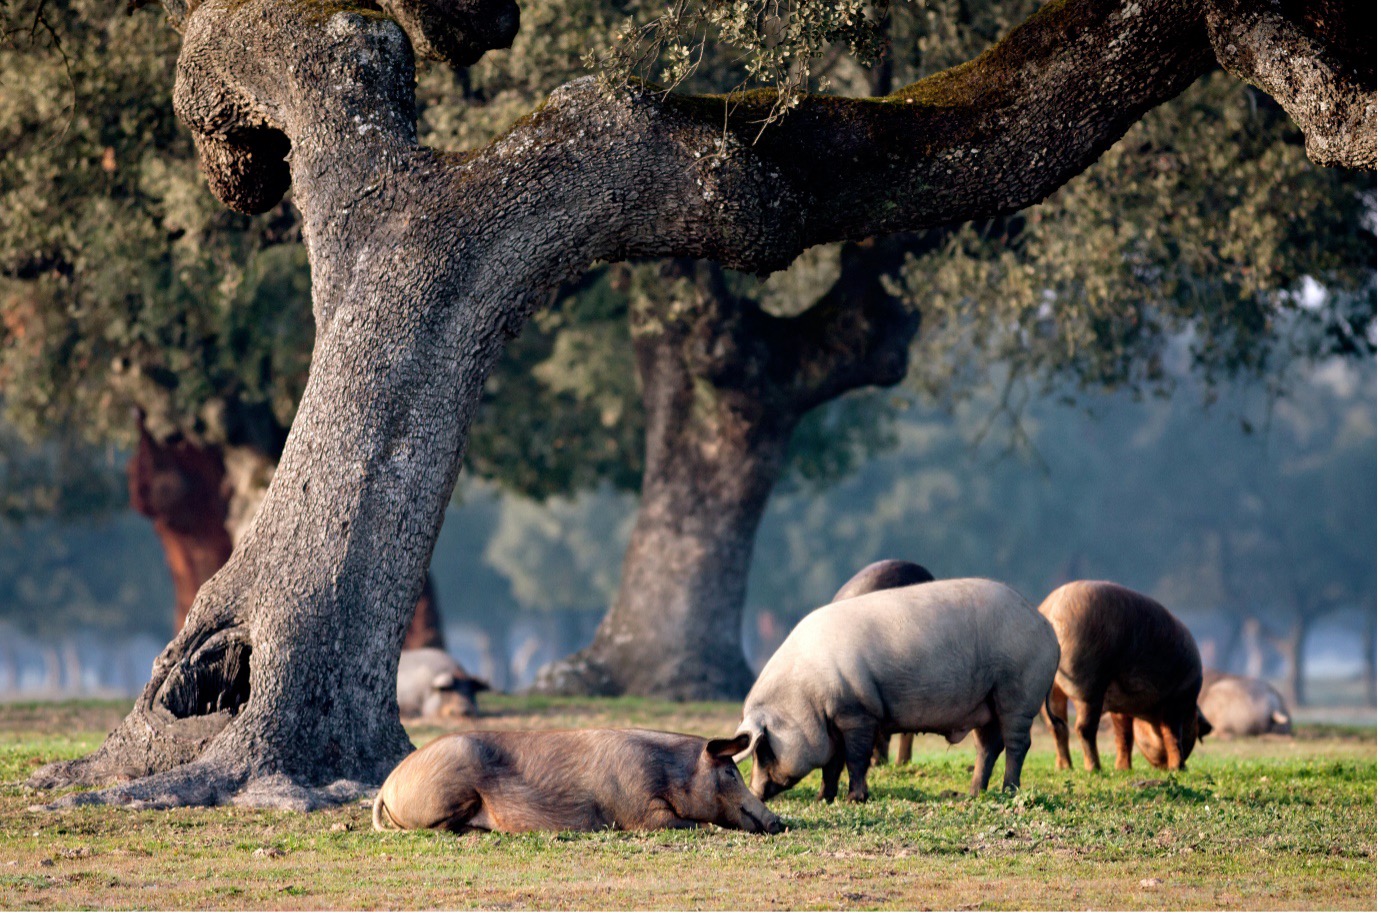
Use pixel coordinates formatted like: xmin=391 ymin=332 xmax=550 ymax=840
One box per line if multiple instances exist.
xmin=845 ymin=791 xmax=868 ymax=804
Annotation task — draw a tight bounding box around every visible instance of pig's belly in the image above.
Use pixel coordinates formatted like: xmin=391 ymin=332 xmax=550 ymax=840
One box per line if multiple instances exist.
xmin=889 ymin=692 xmax=993 ymax=742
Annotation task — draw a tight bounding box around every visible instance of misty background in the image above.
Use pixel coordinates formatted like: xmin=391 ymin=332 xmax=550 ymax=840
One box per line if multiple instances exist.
xmin=2 ymin=354 xmax=1374 ymax=717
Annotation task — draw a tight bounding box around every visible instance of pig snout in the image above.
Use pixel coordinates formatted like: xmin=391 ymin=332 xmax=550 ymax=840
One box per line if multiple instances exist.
xmin=421 ymin=687 xmax=480 ymax=719
xmin=436 ymin=689 xmax=480 ymax=718
xmin=723 ymin=785 xmax=784 ymax=834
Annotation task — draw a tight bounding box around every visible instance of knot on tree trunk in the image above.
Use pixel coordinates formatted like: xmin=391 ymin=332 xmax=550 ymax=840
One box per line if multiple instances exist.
xmin=173 ymin=0 xmax=419 ymax=214
xmin=376 ymin=0 xmax=519 ymax=69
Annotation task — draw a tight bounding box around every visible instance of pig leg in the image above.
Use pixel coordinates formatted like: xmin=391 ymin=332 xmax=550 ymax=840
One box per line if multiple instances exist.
xmin=842 ymin=726 xmax=877 ymax=803
xmin=998 ymin=712 xmax=1034 ymax=792
xmin=1156 ymin=718 xmax=1185 ymax=770
xmin=818 ymin=747 xmax=845 ymax=802
xmin=1043 ymin=683 xmax=1072 ymax=770
xmin=896 ymin=733 xmax=914 ymax=765
xmin=970 ymin=718 xmax=1004 ymax=796
xmin=1111 ymin=713 xmax=1135 ymax=770
xmin=644 ymin=802 xmax=704 ymax=830
xmin=1072 ymin=693 xmax=1105 ymax=772
xmin=871 ymin=730 xmax=890 ymax=766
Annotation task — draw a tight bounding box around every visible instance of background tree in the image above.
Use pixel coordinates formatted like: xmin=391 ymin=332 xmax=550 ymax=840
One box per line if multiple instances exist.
xmin=8 ymin=0 xmax=1371 ymax=808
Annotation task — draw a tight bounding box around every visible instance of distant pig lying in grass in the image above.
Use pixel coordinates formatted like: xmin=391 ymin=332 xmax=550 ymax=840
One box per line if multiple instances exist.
xmin=372 ymin=729 xmax=784 ymax=834
xmin=1198 ymin=669 xmax=1292 ymax=737
xmin=736 ymin=577 xmax=1060 ymax=802
xmin=396 ymin=648 xmax=489 ymax=719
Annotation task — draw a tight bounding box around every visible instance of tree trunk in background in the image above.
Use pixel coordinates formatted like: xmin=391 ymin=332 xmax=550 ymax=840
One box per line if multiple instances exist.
xmin=1364 ymin=611 xmax=1377 ymax=706
xmin=130 ymin=415 xmax=445 ymax=648
xmin=535 ymin=325 xmax=797 ymax=697
xmin=404 ymin=576 xmax=447 ymax=650
xmin=1272 ymin=614 xmax=1307 ymax=707
xmin=61 ymin=639 xmax=83 ymax=694
xmin=128 ymin=424 xmax=235 ymax=635
xmin=537 ymin=250 xmax=919 ymax=699
xmin=0 ymin=640 xmax=16 ymax=693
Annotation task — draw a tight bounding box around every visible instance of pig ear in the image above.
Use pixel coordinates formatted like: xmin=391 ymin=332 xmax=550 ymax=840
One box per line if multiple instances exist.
xmin=464 ymin=676 xmax=490 ymax=694
xmin=431 ymin=672 xmax=456 ymax=690
xmin=706 ymin=734 xmax=751 ymax=760
xmin=1196 ymin=708 xmax=1213 ymax=737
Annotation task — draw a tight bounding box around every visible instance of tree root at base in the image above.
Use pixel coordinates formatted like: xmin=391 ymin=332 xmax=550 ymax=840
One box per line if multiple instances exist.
xmin=28 ymin=758 xmax=377 ymax=812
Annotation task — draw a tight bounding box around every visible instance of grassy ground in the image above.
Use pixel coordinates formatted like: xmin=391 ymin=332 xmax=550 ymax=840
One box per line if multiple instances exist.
xmin=0 ymin=697 xmax=1375 ymax=910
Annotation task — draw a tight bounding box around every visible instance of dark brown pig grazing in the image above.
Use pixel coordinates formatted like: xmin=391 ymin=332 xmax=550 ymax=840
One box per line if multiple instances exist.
xmin=372 ymin=729 xmax=784 ymax=834
xmin=829 ymin=560 xmax=937 ymax=766
xmin=832 ymin=560 xmax=936 ymax=602
xmin=1198 ymin=669 xmax=1292 ymax=736
xmin=1038 ymin=580 xmax=1210 ymax=771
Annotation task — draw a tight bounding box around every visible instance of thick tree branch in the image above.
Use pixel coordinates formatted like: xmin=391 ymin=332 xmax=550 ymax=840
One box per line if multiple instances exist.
xmin=1204 ymin=0 xmax=1375 ymax=169
xmin=775 ymin=238 xmax=921 ymax=411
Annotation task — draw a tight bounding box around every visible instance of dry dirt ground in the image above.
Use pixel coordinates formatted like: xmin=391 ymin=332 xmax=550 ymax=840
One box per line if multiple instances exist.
xmin=0 ymin=696 xmax=1375 ymax=910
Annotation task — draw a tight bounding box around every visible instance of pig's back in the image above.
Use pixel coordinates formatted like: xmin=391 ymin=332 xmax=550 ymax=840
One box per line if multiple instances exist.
xmin=754 ymin=578 xmax=1054 ymax=711
xmin=1040 ymin=580 xmax=1200 ymax=700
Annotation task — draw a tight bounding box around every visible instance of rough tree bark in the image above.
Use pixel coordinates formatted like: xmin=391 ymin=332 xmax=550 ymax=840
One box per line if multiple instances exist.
xmin=535 ymin=245 xmax=917 ymax=699
xmin=28 ymin=0 xmax=1372 ymax=808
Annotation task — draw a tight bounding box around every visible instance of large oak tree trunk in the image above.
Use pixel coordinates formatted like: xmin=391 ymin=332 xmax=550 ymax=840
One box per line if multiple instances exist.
xmin=27 ymin=0 xmax=1368 ymax=808
xmin=534 ymin=303 xmax=798 ymax=698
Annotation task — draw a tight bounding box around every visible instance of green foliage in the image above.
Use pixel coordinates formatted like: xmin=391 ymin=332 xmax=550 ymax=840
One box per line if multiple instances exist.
xmin=0 ymin=0 xmax=313 ymax=448
xmin=466 ymin=271 xmax=644 ymax=500
xmin=481 ymin=482 xmax=636 ymax=611
xmin=597 ymin=0 xmax=887 ymax=123
xmin=0 ymin=422 xmax=124 ymax=523
xmin=0 ymin=513 xmax=172 ymax=637
xmin=904 ymin=74 xmax=1376 ymax=407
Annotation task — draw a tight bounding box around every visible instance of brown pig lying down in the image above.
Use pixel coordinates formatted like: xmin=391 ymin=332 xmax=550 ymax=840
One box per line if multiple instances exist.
xmin=373 ymin=729 xmax=784 ymax=834
xmin=1038 ymin=580 xmax=1211 ymax=772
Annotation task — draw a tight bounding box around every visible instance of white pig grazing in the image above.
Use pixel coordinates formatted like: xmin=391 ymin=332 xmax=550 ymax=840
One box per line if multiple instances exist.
xmin=397 ymin=648 xmax=489 ymax=719
xmin=734 ymin=578 xmax=1060 ymax=802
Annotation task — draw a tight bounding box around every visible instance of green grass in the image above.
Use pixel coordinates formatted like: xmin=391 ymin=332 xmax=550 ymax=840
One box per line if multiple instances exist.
xmin=0 ymin=698 xmax=1374 ymax=909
